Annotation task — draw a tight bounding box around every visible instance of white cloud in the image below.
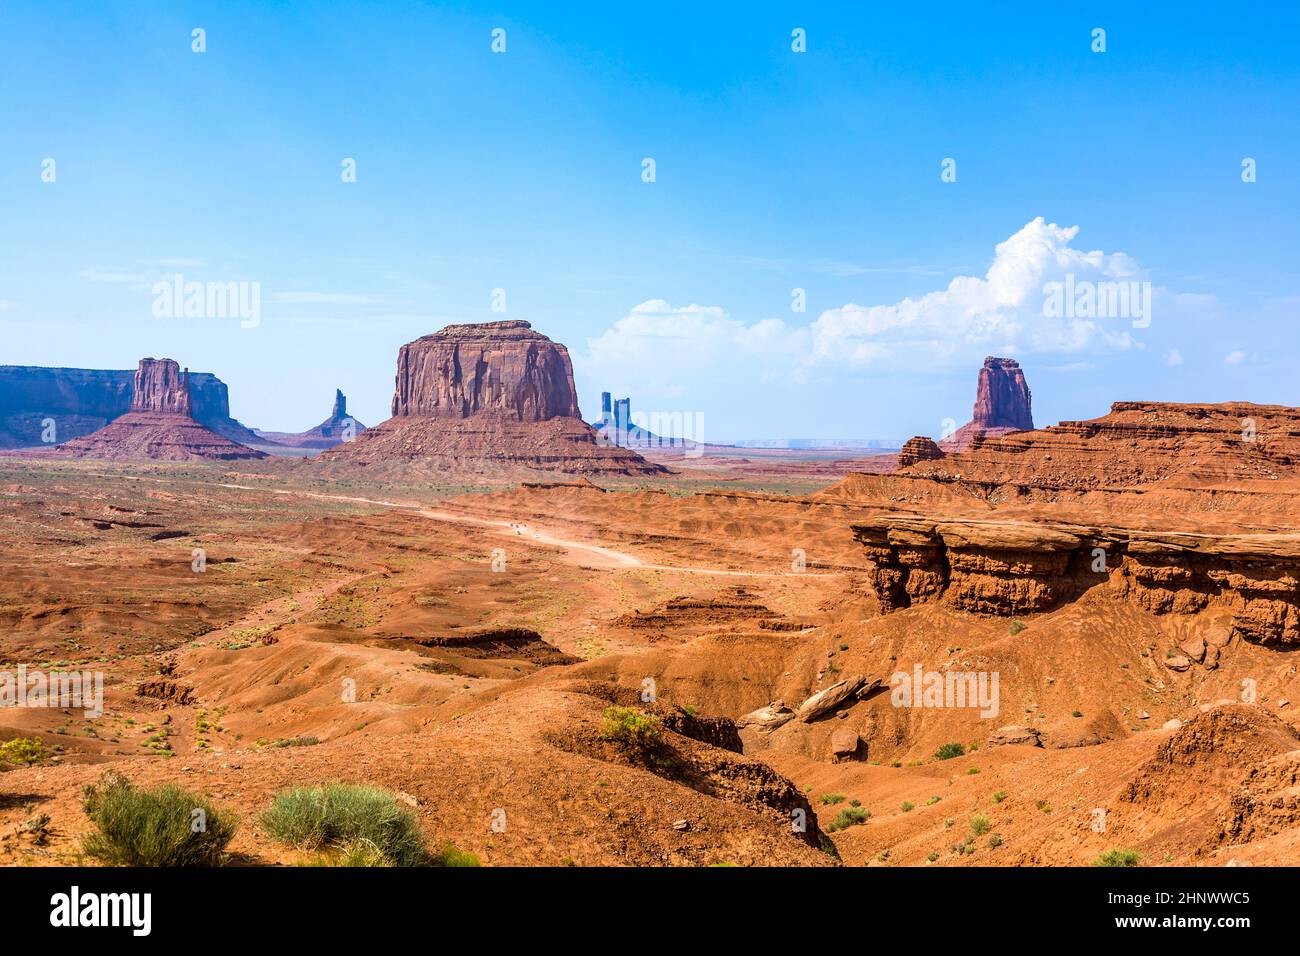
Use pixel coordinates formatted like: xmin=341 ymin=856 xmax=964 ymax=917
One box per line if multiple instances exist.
xmin=1163 ymin=349 xmax=1184 ymax=366
xmin=1223 ymin=350 xmax=1248 ymax=365
xmin=0 ymin=300 xmax=18 ymax=311
xmin=581 ymin=218 xmax=1157 ymax=391
xmin=807 ymin=218 xmax=1141 ymax=368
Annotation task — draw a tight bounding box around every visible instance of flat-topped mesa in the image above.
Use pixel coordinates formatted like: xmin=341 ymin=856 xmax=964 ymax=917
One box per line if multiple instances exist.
xmin=130 ymin=358 xmax=192 ymax=416
xmin=850 ymin=514 xmax=1300 ymax=646
xmin=318 ymin=321 xmax=666 ymax=476
xmin=392 ymin=320 xmax=582 ymax=421
xmin=973 ymin=356 xmax=1033 ymax=430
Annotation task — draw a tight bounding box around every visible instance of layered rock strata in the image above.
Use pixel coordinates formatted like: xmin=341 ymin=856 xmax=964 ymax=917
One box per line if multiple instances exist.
xmin=852 ymin=515 xmax=1300 ymax=645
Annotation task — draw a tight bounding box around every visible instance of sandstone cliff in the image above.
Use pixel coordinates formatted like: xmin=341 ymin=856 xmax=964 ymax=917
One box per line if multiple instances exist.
xmin=852 ymin=514 xmax=1300 ymax=646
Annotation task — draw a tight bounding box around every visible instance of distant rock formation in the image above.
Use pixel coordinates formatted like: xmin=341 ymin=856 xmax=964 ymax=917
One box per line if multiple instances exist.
xmin=27 ymin=358 xmax=265 ymax=461
xmin=939 ymin=357 xmax=1035 ymax=452
xmin=0 ymin=364 xmax=264 ymax=448
xmin=320 ymin=321 xmax=666 ymax=475
xmin=897 ymin=436 xmax=945 ymax=468
xmin=903 ymin=400 xmax=1300 ymax=491
xmin=254 ymin=388 xmax=368 ymax=449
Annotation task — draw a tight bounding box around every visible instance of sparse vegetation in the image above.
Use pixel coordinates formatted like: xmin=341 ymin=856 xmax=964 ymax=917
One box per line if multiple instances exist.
xmin=599 ymin=706 xmax=662 ymax=747
xmin=988 ymin=833 xmax=1003 ymax=848
xmin=926 ymin=796 xmax=941 ymax=806
xmin=262 ymin=783 xmax=427 ymax=866
xmin=81 ymin=772 xmax=235 ymax=866
xmin=1009 ymin=621 xmax=1026 ymax=636
xmin=934 ymin=742 xmax=966 ymax=761
xmin=901 ymin=801 xmax=914 ymax=812
xmin=969 ymin=814 xmax=991 ymax=836
xmin=0 ymin=737 xmax=48 ymax=768
xmin=827 ymin=806 xmax=870 ymax=832
xmin=820 ymin=793 xmax=847 ymax=805
xmin=1095 ymin=848 xmax=1141 ymax=867
xmin=993 ymin=790 xmax=1007 ymax=803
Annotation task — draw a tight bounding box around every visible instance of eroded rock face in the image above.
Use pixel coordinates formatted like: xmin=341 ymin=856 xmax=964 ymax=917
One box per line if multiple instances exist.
xmin=131 ymin=358 xmax=191 ymax=415
xmin=852 ymin=515 xmax=1300 ymax=645
xmin=897 ymin=436 xmax=945 ymax=468
xmin=973 ymin=357 xmax=1033 ymax=431
xmin=392 ymin=320 xmax=581 ymax=421
xmin=934 ymin=356 xmax=1034 ymax=453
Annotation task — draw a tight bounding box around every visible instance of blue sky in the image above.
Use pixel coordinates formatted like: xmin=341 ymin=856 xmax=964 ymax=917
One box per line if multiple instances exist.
xmin=1 ymin=1 xmax=1296 ymax=439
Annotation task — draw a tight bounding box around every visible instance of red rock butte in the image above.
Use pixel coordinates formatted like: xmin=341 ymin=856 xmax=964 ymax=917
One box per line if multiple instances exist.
xmin=319 ymin=320 xmax=666 ymax=476
xmin=939 ymin=356 xmax=1035 ymax=452
xmin=29 ymin=358 xmax=266 ymax=461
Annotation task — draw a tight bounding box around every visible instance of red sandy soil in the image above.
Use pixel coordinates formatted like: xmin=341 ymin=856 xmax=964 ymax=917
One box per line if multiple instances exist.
xmin=1 ymin=400 xmax=1298 ymax=867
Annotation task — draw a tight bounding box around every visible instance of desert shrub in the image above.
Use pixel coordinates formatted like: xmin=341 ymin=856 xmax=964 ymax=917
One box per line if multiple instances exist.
xmin=993 ymin=790 xmax=1007 ymax=803
xmin=599 ymin=706 xmax=661 ymax=746
xmin=934 ymin=742 xmax=965 ymax=761
xmin=435 ymin=844 xmax=481 ymax=867
xmin=81 ymin=772 xmax=235 ymax=866
xmin=827 ymin=806 xmax=870 ymax=832
xmin=1095 ymin=848 xmax=1140 ymax=867
xmin=262 ymin=783 xmax=426 ymax=866
xmin=820 ymin=793 xmax=846 ymax=805
xmin=0 ymin=737 xmax=47 ymax=768
xmin=927 ymin=851 xmax=939 ymax=862
xmin=988 ymin=833 xmax=1003 ymax=848
xmin=969 ymin=814 xmax=991 ymax=836
xmin=271 ymin=736 xmax=320 ymax=748
xmin=926 ymin=796 xmax=941 ymax=806
xmin=901 ymin=801 xmax=914 ymax=812
xmin=1009 ymin=621 xmax=1026 ymax=636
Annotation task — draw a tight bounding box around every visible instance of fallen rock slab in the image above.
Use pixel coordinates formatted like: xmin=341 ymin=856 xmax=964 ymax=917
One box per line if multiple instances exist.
xmin=796 ymin=675 xmax=865 ymax=722
xmin=987 ymin=725 xmax=1043 ymax=747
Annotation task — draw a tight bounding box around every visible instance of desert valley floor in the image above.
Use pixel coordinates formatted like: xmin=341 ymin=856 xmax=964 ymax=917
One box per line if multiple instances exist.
xmin=2 ymin=416 xmax=1299 ymax=867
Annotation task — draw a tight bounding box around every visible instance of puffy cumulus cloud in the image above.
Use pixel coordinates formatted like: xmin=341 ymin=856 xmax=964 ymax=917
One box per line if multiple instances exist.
xmin=580 ymin=299 xmax=808 ymax=398
xmin=579 ymin=219 xmax=1163 ymax=395
xmin=807 ymin=218 xmax=1141 ymax=369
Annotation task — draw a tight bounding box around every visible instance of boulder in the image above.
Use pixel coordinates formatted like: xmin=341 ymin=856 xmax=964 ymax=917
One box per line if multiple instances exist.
xmin=1164 ymin=653 xmax=1193 ymax=672
xmin=1179 ymin=637 xmax=1207 ymax=663
xmin=830 ymin=728 xmax=861 ymax=762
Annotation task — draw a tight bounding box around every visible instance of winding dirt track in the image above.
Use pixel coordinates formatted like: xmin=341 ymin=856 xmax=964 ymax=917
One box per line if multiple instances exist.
xmin=216 ymin=482 xmax=807 ymax=577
